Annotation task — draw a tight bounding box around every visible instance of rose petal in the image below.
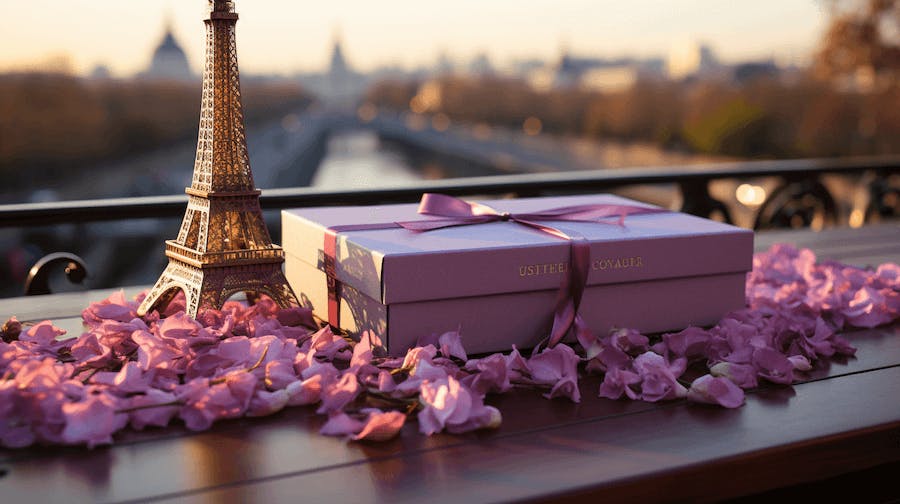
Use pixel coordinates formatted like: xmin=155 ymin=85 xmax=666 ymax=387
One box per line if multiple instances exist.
xmin=320 ymin=412 xmax=365 ymax=437
xmin=353 ymin=410 xmax=406 ymax=441
xmin=438 ymin=331 xmax=467 ymax=361
xmin=61 ymin=396 xmax=117 ymax=447
xmin=687 ymin=375 xmax=745 ymax=408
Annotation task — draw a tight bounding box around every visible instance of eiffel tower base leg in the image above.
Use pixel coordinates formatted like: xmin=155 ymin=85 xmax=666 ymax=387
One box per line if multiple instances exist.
xmin=137 ymin=260 xmax=298 ymax=319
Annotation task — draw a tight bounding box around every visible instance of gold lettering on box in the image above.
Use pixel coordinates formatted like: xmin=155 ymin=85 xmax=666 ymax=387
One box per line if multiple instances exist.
xmin=591 ymin=256 xmax=643 ymax=270
xmin=518 ymin=261 xmax=570 ymax=277
xmin=518 ymin=256 xmax=643 ymax=277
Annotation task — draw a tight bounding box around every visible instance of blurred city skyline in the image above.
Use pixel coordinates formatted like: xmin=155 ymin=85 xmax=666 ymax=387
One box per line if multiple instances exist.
xmin=0 ymin=0 xmax=827 ymax=77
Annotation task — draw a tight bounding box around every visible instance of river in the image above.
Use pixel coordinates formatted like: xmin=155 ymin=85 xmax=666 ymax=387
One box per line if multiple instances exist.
xmin=311 ymin=130 xmax=421 ymax=189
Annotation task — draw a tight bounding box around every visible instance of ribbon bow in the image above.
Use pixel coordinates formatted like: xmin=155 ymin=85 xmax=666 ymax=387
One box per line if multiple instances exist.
xmin=323 ymin=193 xmax=665 ymax=351
xmin=395 ymin=193 xmax=666 ymax=350
xmin=398 ymin=192 xmax=646 ymax=233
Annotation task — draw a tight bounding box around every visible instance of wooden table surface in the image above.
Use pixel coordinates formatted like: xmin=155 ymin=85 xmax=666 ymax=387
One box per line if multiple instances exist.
xmin=1 ymin=224 xmax=898 ymax=503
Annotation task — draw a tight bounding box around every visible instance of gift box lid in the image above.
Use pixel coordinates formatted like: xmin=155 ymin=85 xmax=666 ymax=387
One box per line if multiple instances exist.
xmin=281 ymin=194 xmax=753 ymax=304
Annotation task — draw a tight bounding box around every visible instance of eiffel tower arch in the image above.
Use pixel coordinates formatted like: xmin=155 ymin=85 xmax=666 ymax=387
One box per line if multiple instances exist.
xmin=138 ymin=0 xmax=298 ymax=318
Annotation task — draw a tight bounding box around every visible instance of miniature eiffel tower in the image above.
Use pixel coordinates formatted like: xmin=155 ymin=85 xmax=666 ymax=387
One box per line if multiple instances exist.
xmin=138 ymin=0 xmax=298 ymax=317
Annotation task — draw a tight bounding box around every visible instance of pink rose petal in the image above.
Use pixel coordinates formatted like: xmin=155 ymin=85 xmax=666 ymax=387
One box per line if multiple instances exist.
xmin=317 ymin=373 xmax=360 ymax=414
xmin=544 ymin=375 xmax=581 ymax=402
xmin=528 ymin=344 xmax=579 ymax=385
xmin=265 ymin=360 xmax=298 ymax=390
xmin=752 ymin=347 xmax=794 ymax=385
xmin=633 ymin=352 xmax=687 ymax=402
xmin=61 ymin=396 xmax=117 ymax=448
xmin=462 ymin=353 xmax=512 ymax=395
xmin=128 ymin=389 xmax=179 ymax=430
xmin=709 ymin=361 xmax=758 ymax=389
xmin=320 ymin=412 xmax=364 ymax=437
xmin=437 ymin=330 xmax=467 ymax=361
xmin=843 ymin=287 xmax=892 ymax=328
xmin=598 ymin=367 xmax=641 ymax=400
xmin=20 ymin=321 xmax=66 ymax=345
xmin=353 ymin=410 xmax=406 ymax=441
xmin=275 ymin=307 xmax=317 ymax=329
xmin=687 ymin=375 xmax=745 ymax=408
xmin=286 ymin=375 xmax=324 ymax=406
xmin=247 ymin=389 xmax=289 ymax=417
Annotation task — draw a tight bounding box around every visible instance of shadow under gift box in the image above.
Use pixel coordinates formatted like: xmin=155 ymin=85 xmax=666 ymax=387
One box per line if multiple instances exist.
xmin=282 ymin=194 xmax=753 ymax=356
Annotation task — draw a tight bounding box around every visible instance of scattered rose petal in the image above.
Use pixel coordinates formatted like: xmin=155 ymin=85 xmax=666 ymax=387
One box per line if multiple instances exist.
xmin=264 ymin=360 xmax=297 ymax=390
xmin=275 ymin=307 xmax=317 ymax=329
xmin=632 ymin=352 xmax=687 ymax=402
xmin=438 ymin=331 xmax=467 ymax=361
xmin=544 ymin=375 xmax=581 ymax=402
xmin=1 ymin=247 xmax=896 ymax=449
xmin=127 ymin=389 xmax=179 ymax=430
xmin=662 ymin=326 xmax=710 ymax=360
xmin=286 ymin=375 xmax=324 ymax=406
xmin=528 ymin=344 xmax=580 ymax=391
xmin=353 ymin=410 xmax=406 ymax=441
xmin=598 ymin=367 xmax=641 ymax=400
xmin=247 ymin=389 xmax=289 ymax=417
xmin=61 ymin=396 xmax=117 ymax=448
xmin=417 ymin=376 xmax=473 ymax=435
xmin=320 ymin=412 xmax=365 ymax=437
xmin=787 ymin=355 xmax=812 ymax=372
xmin=687 ymin=375 xmax=745 ymax=408
xmin=317 ymin=373 xmax=360 ymax=414
xmin=20 ymin=321 xmax=66 ymax=345
xmin=752 ymin=347 xmax=794 ymax=385
xmin=843 ymin=287 xmax=892 ymax=328
xmin=610 ymin=328 xmax=649 ymax=355
xmin=113 ymin=361 xmax=151 ymax=394
xmin=462 ymin=353 xmax=512 ymax=395
xmin=709 ymin=361 xmax=758 ymax=389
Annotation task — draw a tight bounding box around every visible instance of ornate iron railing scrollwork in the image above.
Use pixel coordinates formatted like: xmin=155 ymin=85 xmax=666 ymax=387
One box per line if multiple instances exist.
xmin=866 ymin=172 xmax=900 ymax=222
xmin=753 ymin=177 xmax=839 ymax=230
xmin=24 ymin=252 xmax=89 ymax=296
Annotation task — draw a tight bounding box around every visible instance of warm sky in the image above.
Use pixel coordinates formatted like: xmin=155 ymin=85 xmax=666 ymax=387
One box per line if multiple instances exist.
xmin=0 ymin=0 xmax=830 ymax=77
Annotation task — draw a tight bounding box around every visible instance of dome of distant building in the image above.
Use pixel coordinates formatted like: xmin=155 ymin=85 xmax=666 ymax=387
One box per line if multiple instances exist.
xmin=141 ymin=23 xmax=194 ymax=81
xmin=329 ymin=38 xmax=349 ymax=77
xmin=295 ymin=29 xmax=368 ymax=109
xmin=89 ymin=64 xmax=112 ymax=80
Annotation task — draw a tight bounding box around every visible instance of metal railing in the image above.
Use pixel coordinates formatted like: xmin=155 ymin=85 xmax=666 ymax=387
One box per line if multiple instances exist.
xmin=4 ymin=155 xmax=898 ymax=297
xmin=1 ymin=155 xmax=898 ymax=228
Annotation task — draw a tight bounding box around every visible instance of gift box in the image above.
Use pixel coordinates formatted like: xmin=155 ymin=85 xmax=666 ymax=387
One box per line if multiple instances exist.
xmin=281 ymin=194 xmax=753 ymax=355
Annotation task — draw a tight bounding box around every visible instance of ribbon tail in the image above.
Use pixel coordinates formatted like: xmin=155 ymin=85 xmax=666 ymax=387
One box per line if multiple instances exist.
xmin=546 ymin=236 xmax=591 ymax=348
xmin=396 ymin=215 xmax=497 ymax=232
xmin=547 ymin=297 xmax=576 ymax=349
xmin=323 ymin=228 xmax=341 ymax=330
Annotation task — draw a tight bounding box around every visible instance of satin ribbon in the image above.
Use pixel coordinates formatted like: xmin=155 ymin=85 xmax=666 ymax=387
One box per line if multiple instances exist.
xmin=322 ymin=193 xmax=666 ymax=349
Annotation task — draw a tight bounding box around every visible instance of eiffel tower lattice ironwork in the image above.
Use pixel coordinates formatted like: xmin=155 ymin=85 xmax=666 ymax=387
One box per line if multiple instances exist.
xmin=138 ymin=0 xmax=298 ymax=317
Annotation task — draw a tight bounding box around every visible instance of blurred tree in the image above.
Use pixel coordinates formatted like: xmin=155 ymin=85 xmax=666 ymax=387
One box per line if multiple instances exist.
xmin=682 ymin=97 xmax=773 ymax=157
xmin=815 ymin=0 xmax=900 ymax=86
xmin=0 ymin=74 xmax=311 ymax=191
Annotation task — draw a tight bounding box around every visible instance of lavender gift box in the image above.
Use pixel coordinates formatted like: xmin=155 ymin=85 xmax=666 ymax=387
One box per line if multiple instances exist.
xmin=281 ymin=194 xmax=753 ymax=355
